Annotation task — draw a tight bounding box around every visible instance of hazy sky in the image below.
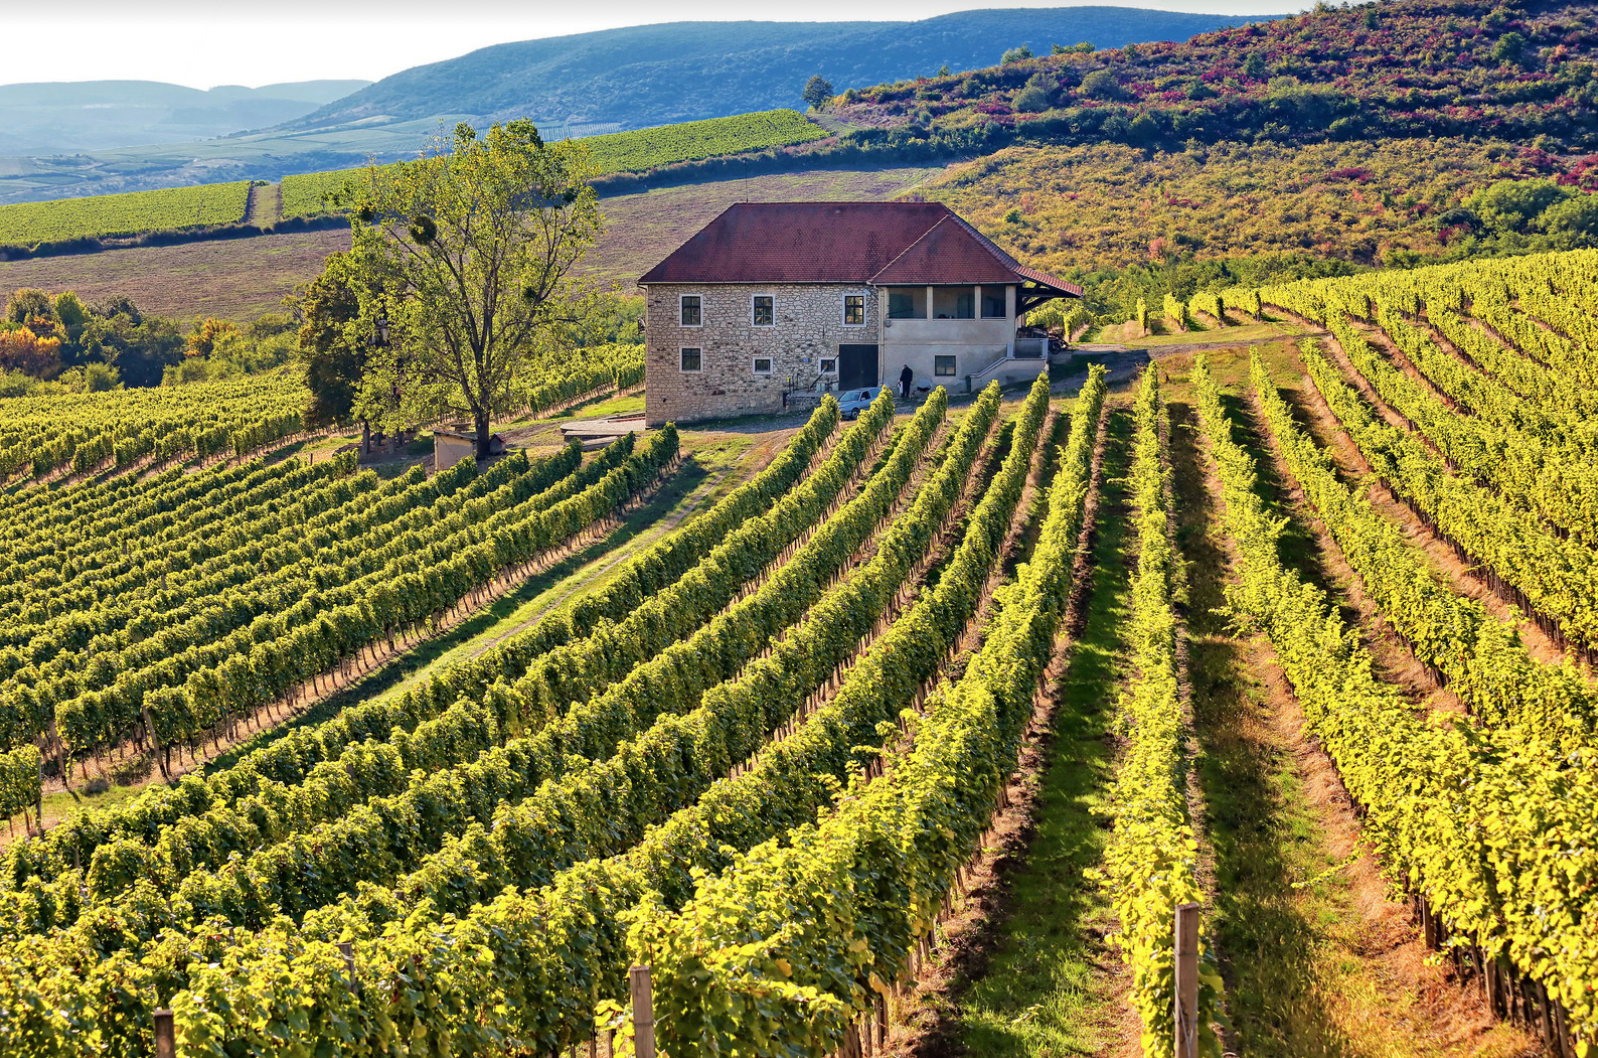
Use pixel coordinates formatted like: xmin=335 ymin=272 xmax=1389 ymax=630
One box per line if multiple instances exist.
xmin=8 ymin=0 xmax=1294 ymax=90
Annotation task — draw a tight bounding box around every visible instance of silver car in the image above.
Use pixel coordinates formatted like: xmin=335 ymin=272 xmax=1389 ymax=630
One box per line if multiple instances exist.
xmin=838 ymin=385 xmax=890 ymax=420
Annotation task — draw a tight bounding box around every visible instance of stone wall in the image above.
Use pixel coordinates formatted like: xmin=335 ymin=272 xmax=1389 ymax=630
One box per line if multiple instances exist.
xmin=644 ymin=283 xmax=880 ymax=425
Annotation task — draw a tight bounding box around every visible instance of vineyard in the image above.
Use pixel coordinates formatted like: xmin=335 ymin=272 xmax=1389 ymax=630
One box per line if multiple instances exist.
xmin=0 ymin=183 xmax=251 ymax=250
xmin=282 ymin=109 xmax=829 ymax=219
xmin=0 ymin=373 xmax=313 ymax=483
xmin=3 ymin=248 xmax=1598 ymax=1056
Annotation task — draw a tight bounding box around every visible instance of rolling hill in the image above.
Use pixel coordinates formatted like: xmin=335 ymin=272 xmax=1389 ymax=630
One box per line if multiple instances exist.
xmin=0 ymin=80 xmax=370 ymax=155
xmin=0 ymin=8 xmax=1282 ymax=205
xmin=284 ymin=9 xmax=1287 ymax=135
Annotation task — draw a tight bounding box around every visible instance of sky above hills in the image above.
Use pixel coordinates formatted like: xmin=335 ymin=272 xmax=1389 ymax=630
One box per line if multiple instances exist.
xmin=13 ymin=0 xmax=1294 ymax=90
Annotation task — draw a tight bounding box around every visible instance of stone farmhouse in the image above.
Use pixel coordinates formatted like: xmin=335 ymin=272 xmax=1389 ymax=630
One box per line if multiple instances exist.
xmin=638 ymin=201 xmax=1081 ymax=425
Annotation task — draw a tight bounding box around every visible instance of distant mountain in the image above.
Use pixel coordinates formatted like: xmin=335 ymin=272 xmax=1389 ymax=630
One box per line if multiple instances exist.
xmin=0 ymin=80 xmax=372 ymax=154
xmin=281 ymin=9 xmax=1285 ymax=135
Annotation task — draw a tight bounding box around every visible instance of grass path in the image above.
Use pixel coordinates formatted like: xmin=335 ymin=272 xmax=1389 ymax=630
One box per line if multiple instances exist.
xmin=887 ymin=403 xmax=1136 ymax=1058
xmin=1164 ymin=348 xmax=1540 ymax=1058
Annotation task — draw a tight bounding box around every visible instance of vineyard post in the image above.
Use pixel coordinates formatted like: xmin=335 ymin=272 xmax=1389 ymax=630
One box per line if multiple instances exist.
xmin=630 ymin=964 xmax=656 ymax=1058
xmin=1174 ymin=902 xmax=1200 ymax=1058
xmin=154 ymin=1008 xmax=175 ymax=1058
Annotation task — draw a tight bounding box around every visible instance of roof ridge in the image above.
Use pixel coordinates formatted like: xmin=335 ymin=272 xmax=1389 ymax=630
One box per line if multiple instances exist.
xmin=866 ymin=213 xmax=954 ymax=285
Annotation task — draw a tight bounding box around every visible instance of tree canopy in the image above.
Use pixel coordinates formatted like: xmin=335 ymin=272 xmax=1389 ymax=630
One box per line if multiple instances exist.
xmin=335 ymin=119 xmax=604 ymax=456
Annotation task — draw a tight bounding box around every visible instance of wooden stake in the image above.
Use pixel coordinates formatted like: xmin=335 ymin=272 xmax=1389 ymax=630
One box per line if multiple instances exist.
xmin=630 ymin=965 xmax=656 ymax=1058
xmin=1174 ymin=902 xmax=1200 ymax=1058
xmin=338 ymin=941 xmax=356 ymax=990
xmin=154 ymin=1008 xmax=175 ymax=1058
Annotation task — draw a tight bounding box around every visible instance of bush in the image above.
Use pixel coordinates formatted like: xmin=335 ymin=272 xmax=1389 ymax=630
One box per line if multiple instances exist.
xmin=1081 ymin=68 xmax=1124 ymax=101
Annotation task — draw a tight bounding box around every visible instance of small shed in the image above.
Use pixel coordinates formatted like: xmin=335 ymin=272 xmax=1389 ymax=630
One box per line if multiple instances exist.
xmin=434 ymin=428 xmax=504 ymax=469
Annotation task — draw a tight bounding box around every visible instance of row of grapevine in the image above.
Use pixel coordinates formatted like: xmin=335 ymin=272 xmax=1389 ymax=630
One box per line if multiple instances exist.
xmin=1192 ymin=353 xmax=1598 ymax=1051
xmin=0 ymin=372 xmax=309 ymax=482
xmin=1 ymin=446 xmax=561 ymax=748
xmin=86 ymin=431 xmax=677 ymax=757
xmin=0 ymin=745 xmax=40 ymax=826
xmin=506 ymin=342 xmax=644 ymax=417
xmin=36 ymin=393 xmax=923 ymax=937
xmin=1164 ymin=293 xmax=1192 ymax=331
xmin=636 ymin=370 xmax=1102 ymax=1056
xmin=1189 ymin=290 xmax=1226 ymax=323
xmin=1251 ymin=348 xmax=1598 ymax=747
xmin=1302 ymin=326 xmax=1598 ymax=654
xmin=1 ymin=401 xmax=844 ymax=892
xmin=1095 ymin=368 xmax=1223 ymax=1058
xmin=0 ymin=380 xmax=1039 ymax=1052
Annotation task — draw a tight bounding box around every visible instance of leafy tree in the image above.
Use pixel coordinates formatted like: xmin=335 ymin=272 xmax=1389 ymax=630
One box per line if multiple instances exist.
xmin=938 ymin=64 xmax=951 ymax=76
xmin=1001 ymin=45 xmax=1034 ymax=65
xmin=1242 ymin=51 xmax=1269 ymax=79
xmin=294 ymin=251 xmax=384 ymax=443
xmin=4 ymin=289 xmax=51 ymax=326
xmin=1542 ymin=193 xmax=1598 ymax=240
xmin=1466 ymin=177 xmax=1570 ymax=232
xmin=187 ymin=318 xmax=241 ymax=358
xmin=53 ymin=292 xmax=88 ymax=328
xmin=342 ymin=119 xmax=603 ymax=458
xmin=803 ymin=75 xmax=834 ymax=110
xmin=95 ymin=295 xmax=142 ymax=324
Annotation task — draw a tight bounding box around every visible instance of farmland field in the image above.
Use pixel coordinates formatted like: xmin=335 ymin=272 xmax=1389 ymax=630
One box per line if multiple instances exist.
xmin=0 ymin=227 xmax=351 ymax=320
xmin=3 ymin=247 xmax=1598 ymax=1056
xmin=0 ymin=167 xmax=936 ymax=319
xmin=0 ymin=182 xmax=250 ymax=247
xmin=280 ymin=108 xmax=831 ymax=218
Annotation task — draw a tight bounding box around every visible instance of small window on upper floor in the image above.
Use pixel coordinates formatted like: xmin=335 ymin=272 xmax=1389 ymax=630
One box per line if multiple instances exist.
xmin=680 ymin=295 xmax=702 ymax=327
xmin=981 ymin=285 xmax=1008 ymax=319
xmin=843 ymin=295 xmax=866 ymax=326
xmin=753 ymin=295 xmax=774 ymax=326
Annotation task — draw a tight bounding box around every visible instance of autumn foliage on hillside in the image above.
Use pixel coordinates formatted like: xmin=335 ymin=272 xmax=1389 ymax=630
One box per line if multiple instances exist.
xmin=834 ymin=0 xmax=1598 ymax=151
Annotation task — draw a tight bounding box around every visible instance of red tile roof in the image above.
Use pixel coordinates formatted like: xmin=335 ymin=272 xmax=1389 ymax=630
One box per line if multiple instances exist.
xmin=638 ymin=201 xmax=1081 ymax=297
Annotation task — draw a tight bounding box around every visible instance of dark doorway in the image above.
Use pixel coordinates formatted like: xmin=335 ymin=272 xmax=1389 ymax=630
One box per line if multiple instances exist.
xmin=837 ymin=344 xmax=879 ymax=391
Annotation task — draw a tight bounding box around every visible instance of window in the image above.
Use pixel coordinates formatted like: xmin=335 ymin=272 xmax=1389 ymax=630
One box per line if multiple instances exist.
xmin=680 ymin=295 xmax=701 ymax=326
xmin=843 ymin=294 xmax=865 ymax=326
xmin=819 ymin=358 xmax=838 ymax=375
xmin=933 ymin=288 xmax=975 ymax=320
xmin=887 ymin=288 xmax=926 ymax=319
xmin=752 ymin=357 xmax=773 ymax=375
xmin=981 ymin=285 xmax=1008 ymax=319
xmin=934 ymin=355 xmax=957 ymax=377
xmin=680 ymin=347 xmax=702 ymax=372
xmin=752 ymin=295 xmax=774 ymax=326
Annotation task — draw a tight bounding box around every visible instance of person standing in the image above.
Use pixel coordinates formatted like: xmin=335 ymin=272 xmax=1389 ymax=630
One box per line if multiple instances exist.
xmin=899 ymin=363 xmax=914 ymax=401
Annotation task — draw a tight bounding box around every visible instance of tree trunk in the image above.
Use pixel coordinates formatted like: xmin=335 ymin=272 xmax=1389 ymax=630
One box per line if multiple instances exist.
xmin=361 ymin=420 xmax=371 ymax=458
xmin=475 ymin=410 xmax=492 ymax=460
